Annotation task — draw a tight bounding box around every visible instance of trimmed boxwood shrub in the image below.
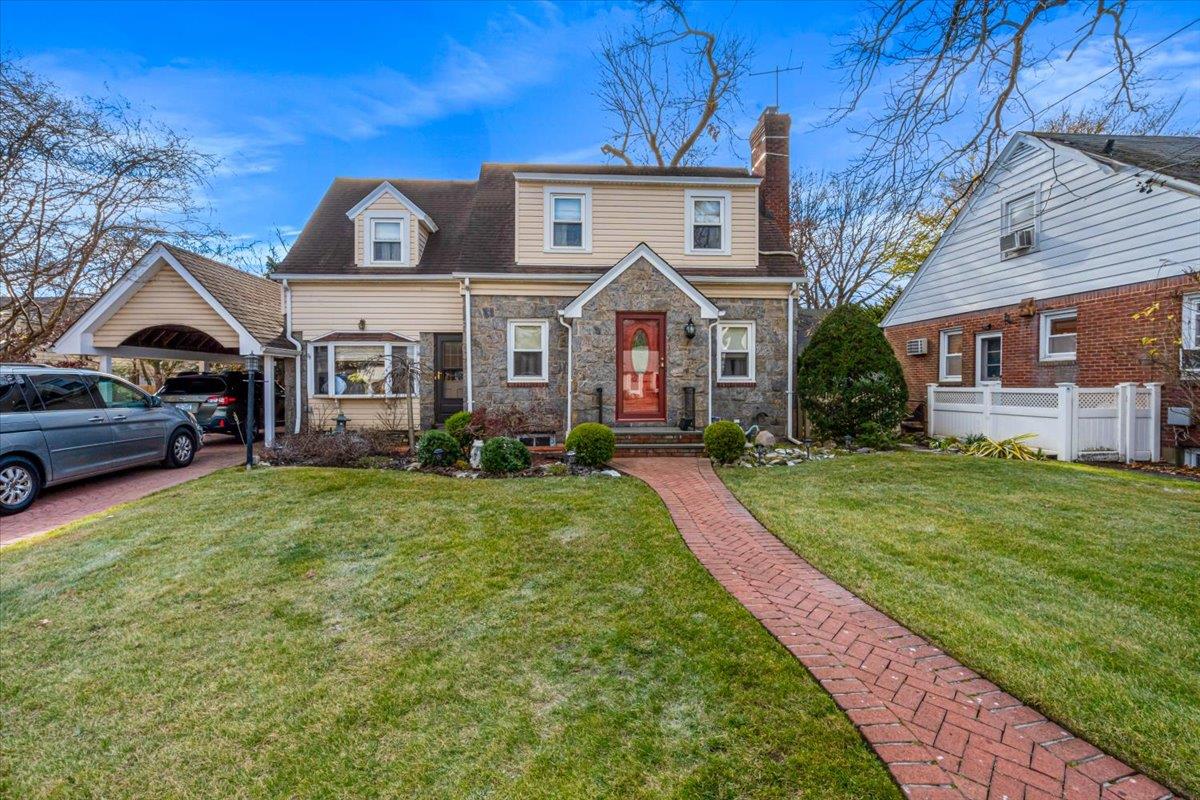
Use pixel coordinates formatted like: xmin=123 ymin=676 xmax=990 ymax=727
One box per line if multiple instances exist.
xmin=795 ymin=304 xmax=908 ymax=441
xmin=480 ymin=436 xmax=532 ymax=474
xmin=564 ymin=423 xmax=616 ymax=467
xmin=704 ymin=420 xmax=746 ymax=464
xmin=416 ymin=429 xmax=460 ymax=467
xmin=444 ymin=410 xmax=474 ymax=452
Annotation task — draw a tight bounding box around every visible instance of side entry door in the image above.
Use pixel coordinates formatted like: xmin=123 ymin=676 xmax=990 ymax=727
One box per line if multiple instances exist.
xmin=29 ymin=373 xmax=115 ymax=481
xmin=93 ymin=376 xmax=167 ymax=464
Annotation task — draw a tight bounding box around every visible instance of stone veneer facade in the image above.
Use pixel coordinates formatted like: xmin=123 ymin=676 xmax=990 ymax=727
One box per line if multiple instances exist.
xmin=469 ymin=257 xmax=800 ymax=437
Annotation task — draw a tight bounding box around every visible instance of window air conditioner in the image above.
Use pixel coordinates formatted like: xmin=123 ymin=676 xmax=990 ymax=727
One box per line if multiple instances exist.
xmin=906 ymin=338 xmax=928 ymax=356
xmin=1000 ymin=226 xmax=1035 ymax=254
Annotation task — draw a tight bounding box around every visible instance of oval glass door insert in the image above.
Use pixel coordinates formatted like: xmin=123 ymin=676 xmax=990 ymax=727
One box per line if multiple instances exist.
xmin=630 ymin=328 xmax=650 ymax=373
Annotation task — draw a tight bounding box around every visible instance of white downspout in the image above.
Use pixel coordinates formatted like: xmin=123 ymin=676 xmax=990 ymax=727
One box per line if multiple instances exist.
xmin=461 ymin=278 xmax=474 ymax=411
xmin=282 ymin=279 xmax=302 ymax=434
xmin=558 ymin=313 xmax=573 ymax=437
xmin=786 ymin=281 xmax=802 ymax=445
xmin=707 ymin=319 xmax=720 ymax=426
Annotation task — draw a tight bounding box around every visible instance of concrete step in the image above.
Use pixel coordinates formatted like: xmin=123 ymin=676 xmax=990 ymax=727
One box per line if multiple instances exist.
xmin=615 ymin=441 xmax=705 ymax=457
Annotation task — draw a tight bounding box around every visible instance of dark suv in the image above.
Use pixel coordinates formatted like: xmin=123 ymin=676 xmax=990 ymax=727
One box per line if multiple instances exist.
xmin=157 ymin=371 xmax=284 ymax=441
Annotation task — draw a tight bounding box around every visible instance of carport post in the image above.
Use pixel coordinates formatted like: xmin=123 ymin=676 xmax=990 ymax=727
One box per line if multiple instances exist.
xmin=263 ymin=355 xmax=275 ymax=447
xmin=98 ymin=355 xmax=112 ymax=374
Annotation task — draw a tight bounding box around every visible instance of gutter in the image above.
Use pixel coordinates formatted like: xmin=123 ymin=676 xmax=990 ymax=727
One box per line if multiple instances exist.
xmin=282 ymin=279 xmax=303 ymax=434
xmin=557 ymin=313 xmax=573 ymax=437
xmin=461 ymin=278 xmax=474 ymax=411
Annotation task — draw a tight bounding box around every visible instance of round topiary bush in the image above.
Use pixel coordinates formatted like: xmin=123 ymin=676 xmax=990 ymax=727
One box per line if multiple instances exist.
xmin=416 ymin=429 xmax=460 ymax=467
xmin=704 ymin=420 xmax=746 ymax=464
xmin=564 ymin=422 xmax=616 ymax=467
xmin=444 ymin=410 xmax=474 ymax=452
xmin=479 ymin=436 xmax=532 ymax=474
xmin=795 ymin=304 xmax=908 ymax=441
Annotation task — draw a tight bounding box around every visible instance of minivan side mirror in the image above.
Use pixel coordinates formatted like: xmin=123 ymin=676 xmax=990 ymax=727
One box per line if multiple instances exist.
xmin=150 ymin=395 xmax=163 ymax=408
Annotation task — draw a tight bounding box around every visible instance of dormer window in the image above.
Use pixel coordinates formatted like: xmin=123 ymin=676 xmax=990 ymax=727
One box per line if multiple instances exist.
xmin=685 ymin=190 xmax=731 ymax=255
xmin=543 ymin=187 xmax=591 ymax=252
xmin=364 ymin=212 xmax=409 ymax=266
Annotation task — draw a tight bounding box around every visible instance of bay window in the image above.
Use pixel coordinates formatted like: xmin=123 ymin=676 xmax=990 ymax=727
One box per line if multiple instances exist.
xmin=309 ymin=342 xmax=416 ymax=397
xmin=717 ymin=322 xmax=755 ymax=382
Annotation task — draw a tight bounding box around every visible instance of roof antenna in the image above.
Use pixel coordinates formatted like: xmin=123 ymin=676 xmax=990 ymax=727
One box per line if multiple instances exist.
xmin=1103 ymin=138 xmax=1115 ymax=155
xmin=749 ymin=61 xmax=803 ymax=107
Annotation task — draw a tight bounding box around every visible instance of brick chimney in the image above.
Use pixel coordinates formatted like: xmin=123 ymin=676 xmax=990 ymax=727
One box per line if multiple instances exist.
xmin=749 ymin=106 xmax=791 ymax=247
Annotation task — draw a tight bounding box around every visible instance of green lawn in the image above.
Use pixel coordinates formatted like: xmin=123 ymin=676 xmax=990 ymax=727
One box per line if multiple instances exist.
xmin=0 ymin=468 xmax=899 ymax=800
xmin=721 ymin=452 xmax=1200 ymax=797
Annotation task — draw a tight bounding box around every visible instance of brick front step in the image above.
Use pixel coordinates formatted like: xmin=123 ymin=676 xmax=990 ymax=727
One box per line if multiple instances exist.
xmin=615 ymin=442 xmax=704 ymax=457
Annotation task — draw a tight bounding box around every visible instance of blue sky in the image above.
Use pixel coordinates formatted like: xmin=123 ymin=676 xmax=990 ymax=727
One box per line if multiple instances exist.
xmin=3 ymin=0 xmax=1198 ymax=267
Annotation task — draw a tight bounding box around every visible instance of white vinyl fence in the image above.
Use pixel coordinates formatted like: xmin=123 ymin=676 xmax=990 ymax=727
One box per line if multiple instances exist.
xmin=926 ymin=382 xmax=1162 ymax=462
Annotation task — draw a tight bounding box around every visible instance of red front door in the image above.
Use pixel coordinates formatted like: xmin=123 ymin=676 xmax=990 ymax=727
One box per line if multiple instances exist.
xmin=616 ymin=312 xmax=666 ymax=422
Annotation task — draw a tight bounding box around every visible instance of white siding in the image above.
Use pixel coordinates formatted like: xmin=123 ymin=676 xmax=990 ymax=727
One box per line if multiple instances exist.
xmin=886 ymin=137 xmax=1200 ymax=326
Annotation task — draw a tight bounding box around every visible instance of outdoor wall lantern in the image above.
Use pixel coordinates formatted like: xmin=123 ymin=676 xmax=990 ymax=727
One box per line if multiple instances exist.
xmin=683 ymin=317 xmax=696 ymax=339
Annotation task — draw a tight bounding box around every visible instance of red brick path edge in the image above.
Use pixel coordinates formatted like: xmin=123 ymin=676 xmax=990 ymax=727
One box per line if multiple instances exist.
xmin=612 ymin=457 xmax=1176 ymax=800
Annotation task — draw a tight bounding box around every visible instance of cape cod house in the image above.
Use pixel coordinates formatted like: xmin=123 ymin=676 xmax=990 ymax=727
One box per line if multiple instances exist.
xmin=882 ymin=133 xmax=1200 ymax=464
xmin=55 ymin=108 xmax=812 ymax=451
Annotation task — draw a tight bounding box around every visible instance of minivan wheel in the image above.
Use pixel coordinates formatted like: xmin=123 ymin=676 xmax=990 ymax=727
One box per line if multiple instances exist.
xmin=0 ymin=456 xmax=41 ymax=515
xmin=164 ymin=430 xmax=197 ymax=468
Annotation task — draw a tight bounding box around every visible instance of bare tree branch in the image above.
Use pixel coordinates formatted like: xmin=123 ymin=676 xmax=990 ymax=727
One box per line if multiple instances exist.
xmin=595 ymin=1 xmax=752 ymax=166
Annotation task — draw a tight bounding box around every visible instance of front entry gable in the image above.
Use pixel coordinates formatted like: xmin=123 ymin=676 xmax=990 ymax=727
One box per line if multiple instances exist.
xmin=561 ymin=243 xmax=721 ymax=320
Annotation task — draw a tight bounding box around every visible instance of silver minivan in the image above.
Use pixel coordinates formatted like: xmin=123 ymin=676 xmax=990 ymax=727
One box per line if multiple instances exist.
xmin=0 ymin=365 xmax=204 ymax=515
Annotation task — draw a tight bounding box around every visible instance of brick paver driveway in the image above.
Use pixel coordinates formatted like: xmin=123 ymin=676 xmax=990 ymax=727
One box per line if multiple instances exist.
xmin=1 ymin=436 xmax=245 ymax=546
xmin=614 ymin=457 xmax=1175 ymax=800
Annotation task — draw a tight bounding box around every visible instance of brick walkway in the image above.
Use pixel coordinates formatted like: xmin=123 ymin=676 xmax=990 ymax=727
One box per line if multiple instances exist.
xmin=613 ymin=457 xmax=1175 ymax=800
xmin=1 ymin=437 xmax=245 ymax=546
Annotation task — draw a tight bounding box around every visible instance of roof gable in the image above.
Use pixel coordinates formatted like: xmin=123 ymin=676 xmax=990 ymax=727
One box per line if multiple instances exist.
xmin=561 ymin=244 xmax=720 ymax=320
xmin=344 ymin=181 xmax=439 ymax=231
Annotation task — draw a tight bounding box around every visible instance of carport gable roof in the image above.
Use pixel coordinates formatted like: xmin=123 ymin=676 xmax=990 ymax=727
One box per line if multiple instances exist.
xmin=54 ymin=243 xmax=292 ymax=357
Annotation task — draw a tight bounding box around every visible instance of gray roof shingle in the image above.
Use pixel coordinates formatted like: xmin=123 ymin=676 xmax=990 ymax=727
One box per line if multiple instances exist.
xmin=1029 ymin=132 xmax=1200 ymax=185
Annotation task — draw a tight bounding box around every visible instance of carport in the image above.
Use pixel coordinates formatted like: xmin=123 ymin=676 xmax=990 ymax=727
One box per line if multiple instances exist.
xmin=53 ymin=242 xmax=298 ymax=446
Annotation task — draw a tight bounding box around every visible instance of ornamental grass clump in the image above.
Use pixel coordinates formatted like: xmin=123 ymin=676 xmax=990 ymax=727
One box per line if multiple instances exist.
xmin=704 ymin=420 xmax=747 ymax=465
xmin=480 ymin=436 xmax=532 ymax=474
xmin=416 ymin=429 xmax=460 ymax=467
xmin=795 ymin=304 xmax=908 ymax=441
xmin=565 ymin=423 xmax=616 ymax=467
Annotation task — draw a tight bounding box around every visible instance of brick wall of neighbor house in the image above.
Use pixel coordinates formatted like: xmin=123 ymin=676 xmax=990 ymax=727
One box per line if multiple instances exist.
xmin=469 ymin=295 xmax=570 ymax=435
xmin=884 ymin=274 xmax=1199 ymax=458
xmin=710 ymin=298 xmax=790 ymax=431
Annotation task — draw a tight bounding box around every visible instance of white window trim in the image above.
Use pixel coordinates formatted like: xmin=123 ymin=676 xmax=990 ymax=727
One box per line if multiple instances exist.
xmin=308 ymin=340 xmax=419 ymax=398
xmin=362 ymin=210 xmax=410 ymax=267
xmin=716 ymin=320 xmax=756 ymax=382
xmin=684 ymin=189 xmax=732 ymax=256
xmin=1000 ymin=187 xmax=1040 ymax=257
xmin=1183 ymin=293 xmax=1200 ymax=374
xmin=507 ymin=319 xmax=549 ymax=382
xmin=939 ymin=327 xmax=963 ymax=382
xmin=975 ymin=331 xmax=1002 ymax=383
xmin=1039 ymin=308 xmax=1077 ymax=362
xmin=543 ymin=187 xmax=592 ymax=253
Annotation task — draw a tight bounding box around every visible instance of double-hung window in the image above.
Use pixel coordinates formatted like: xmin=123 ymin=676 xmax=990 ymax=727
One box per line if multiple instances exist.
xmin=364 ymin=212 xmax=409 ymax=266
xmin=1003 ymin=192 xmax=1036 ymax=234
xmin=685 ymin=190 xmax=731 ymax=255
xmin=1040 ymin=309 xmax=1077 ymax=361
xmin=1183 ymin=293 xmax=1200 ymax=374
xmin=717 ymin=322 xmax=755 ymax=382
xmin=939 ymin=328 xmax=963 ymax=382
xmin=543 ymin=188 xmax=591 ymax=252
xmin=507 ymin=320 xmax=549 ymax=382
xmin=310 ymin=342 xmax=414 ymax=397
